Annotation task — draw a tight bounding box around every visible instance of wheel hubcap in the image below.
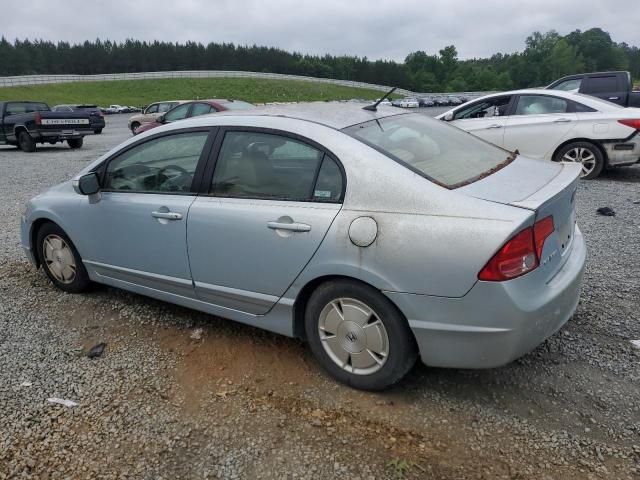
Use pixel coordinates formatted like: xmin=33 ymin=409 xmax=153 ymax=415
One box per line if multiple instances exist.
xmin=562 ymin=147 xmax=596 ymax=177
xmin=318 ymin=298 xmax=389 ymax=375
xmin=43 ymin=235 xmax=76 ymax=284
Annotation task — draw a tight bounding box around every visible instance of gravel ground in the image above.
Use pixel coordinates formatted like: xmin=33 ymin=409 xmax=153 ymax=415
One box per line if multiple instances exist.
xmin=1 ymin=112 xmax=639 ymax=479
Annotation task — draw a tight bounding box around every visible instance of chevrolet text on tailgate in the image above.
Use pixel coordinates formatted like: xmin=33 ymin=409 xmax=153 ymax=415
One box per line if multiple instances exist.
xmin=0 ymin=101 xmax=94 ymax=152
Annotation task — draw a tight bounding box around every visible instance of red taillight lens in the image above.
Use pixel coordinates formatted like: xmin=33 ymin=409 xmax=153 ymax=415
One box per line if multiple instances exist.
xmin=533 ymin=215 xmax=554 ymax=259
xmin=34 ymin=112 xmax=42 ymax=125
xmin=478 ymin=216 xmax=554 ymax=282
xmin=618 ymin=119 xmax=640 ymax=130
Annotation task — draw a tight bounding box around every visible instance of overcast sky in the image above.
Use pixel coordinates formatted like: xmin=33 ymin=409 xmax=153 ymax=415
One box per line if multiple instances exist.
xmin=0 ymin=0 xmax=637 ymax=61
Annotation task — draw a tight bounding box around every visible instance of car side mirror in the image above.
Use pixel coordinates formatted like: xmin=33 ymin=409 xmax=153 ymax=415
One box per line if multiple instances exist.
xmin=443 ymin=112 xmax=454 ymax=121
xmin=158 ymin=114 xmax=166 ymax=123
xmin=74 ymin=172 xmax=100 ymax=195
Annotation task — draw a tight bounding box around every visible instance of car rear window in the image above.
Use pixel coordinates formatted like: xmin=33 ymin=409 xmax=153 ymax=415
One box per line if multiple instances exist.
xmin=343 ymin=113 xmax=514 ymax=189
xmin=5 ymin=102 xmax=50 ymax=115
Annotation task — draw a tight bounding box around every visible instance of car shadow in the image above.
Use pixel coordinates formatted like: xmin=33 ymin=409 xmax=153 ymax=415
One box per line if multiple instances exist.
xmin=598 ymin=165 xmax=640 ymax=182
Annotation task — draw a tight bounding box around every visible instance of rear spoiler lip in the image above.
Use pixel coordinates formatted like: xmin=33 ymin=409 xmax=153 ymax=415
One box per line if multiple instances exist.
xmin=509 ymin=162 xmax=581 ymax=212
xmin=458 ymin=162 xmax=581 ymax=213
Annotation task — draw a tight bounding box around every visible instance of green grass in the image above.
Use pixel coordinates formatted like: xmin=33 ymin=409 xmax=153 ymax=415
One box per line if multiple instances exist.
xmin=0 ymin=77 xmax=396 ymax=107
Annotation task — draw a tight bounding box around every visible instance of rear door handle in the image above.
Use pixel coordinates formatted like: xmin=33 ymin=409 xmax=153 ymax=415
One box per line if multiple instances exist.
xmin=553 ymin=118 xmax=572 ymax=123
xmin=151 ymin=211 xmax=183 ymax=220
xmin=486 ymin=124 xmax=502 ymax=129
xmin=267 ymin=221 xmax=311 ymax=232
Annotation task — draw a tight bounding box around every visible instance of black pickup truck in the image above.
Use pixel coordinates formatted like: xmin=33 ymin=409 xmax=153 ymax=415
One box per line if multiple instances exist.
xmin=546 ymin=71 xmax=640 ymax=108
xmin=0 ymin=101 xmax=94 ymax=152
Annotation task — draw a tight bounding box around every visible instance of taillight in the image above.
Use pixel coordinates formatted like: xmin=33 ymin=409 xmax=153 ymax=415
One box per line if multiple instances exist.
xmin=34 ymin=112 xmax=42 ymax=125
xmin=478 ymin=216 xmax=554 ymax=282
xmin=618 ymin=119 xmax=640 ymax=130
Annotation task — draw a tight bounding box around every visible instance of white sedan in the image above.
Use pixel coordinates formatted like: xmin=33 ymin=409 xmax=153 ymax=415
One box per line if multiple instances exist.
xmin=437 ymin=89 xmax=640 ymax=178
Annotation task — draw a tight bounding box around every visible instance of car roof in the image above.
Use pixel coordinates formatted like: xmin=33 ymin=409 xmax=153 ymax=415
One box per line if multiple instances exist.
xmin=200 ymin=102 xmax=407 ymax=130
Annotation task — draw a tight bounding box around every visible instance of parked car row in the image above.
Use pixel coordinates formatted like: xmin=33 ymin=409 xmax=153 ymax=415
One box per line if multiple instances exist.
xmin=391 ymin=94 xmax=471 ymax=108
xmin=100 ymin=105 xmax=143 ymax=115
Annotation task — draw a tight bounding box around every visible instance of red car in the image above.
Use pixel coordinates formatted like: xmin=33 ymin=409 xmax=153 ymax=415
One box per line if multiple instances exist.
xmin=135 ymin=99 xmax=254 ymax=134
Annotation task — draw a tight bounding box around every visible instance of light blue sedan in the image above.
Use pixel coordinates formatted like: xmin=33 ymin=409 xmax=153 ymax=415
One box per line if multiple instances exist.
xmin=20 ymin=103 xmax=586 ymax=390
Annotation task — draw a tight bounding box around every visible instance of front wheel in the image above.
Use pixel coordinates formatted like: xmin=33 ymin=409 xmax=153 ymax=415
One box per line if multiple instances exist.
xmin=554 ymin=141 xmax=604 ymax=179
xmin=130 ymin=122 xmax=140 ymax=135
xmin=67 ymin=138 xmax=83 ymax=149
xmin=36 ymin=223 xmax=91 ymax=293
xmin=305 ymin=280 xmax=418 ymax=390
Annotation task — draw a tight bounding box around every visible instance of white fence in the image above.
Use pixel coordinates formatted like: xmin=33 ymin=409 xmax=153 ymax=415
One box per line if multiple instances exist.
xmin=0 ymin=70 xmax=415 ymax=96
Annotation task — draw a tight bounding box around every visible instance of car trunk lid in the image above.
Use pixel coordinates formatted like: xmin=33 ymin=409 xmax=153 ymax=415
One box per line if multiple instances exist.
xmin=459 ymin=156 xmax=581 ymax=279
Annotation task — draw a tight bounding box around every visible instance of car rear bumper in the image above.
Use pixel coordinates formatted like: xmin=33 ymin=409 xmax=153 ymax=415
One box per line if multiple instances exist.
xmin=602 ymin=133 xmax=640 ymax=167
xmin=35 ymin=129 xmax=93 ymax=140
xmin=385 ymin=226 xmax=586 ymax=369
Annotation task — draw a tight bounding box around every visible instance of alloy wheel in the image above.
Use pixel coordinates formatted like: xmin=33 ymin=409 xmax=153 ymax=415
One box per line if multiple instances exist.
xmin=562 ymin=147 xmax=596 ymax=177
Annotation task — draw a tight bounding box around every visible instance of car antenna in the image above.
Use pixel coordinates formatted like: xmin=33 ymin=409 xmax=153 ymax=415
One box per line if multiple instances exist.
xmin=363 ymin=87 xmax=397 ymax=111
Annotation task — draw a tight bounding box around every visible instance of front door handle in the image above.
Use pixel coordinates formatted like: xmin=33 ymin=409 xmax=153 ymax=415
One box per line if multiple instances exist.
xmin=267 ymin=221 xmax=311 ymax=232
xmin=486 ymin=124 xmax=502 ymax=129
xmin=151 ymin=211 xmax=183 ymax=220
xmin=554 ymin=118 xmax=572 ymax=123
xmin=608 ymin=96 xmax=620 ymax=100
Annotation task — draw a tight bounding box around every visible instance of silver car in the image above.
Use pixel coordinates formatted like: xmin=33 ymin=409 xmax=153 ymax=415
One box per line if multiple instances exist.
xmin=20 ymin=104 xmax=586 ymax=390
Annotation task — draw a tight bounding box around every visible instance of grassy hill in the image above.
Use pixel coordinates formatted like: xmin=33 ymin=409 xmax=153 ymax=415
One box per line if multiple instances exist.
xmin=0 ymin=77 xmax=396 ymax=106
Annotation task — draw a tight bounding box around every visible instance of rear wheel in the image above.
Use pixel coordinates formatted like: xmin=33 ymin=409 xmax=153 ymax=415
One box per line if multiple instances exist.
xmin=36 ymin=223 xmax=90 ymax=293
xmin=305 ymin=280 xmax=418 ymax=390
xmin=18 ymin=131 xmax=36 ymax=152
xmin=554 ymin=141 xmax=604 ymax=179
xmin=94 ymin=128 xmax=103 ymax=135
xmin=67 ymin=138 xmax=83 ymax=149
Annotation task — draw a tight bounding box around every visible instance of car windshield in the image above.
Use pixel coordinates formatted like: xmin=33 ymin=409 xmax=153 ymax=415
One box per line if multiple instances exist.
xmin=221 ymin=101 xmax=255 ymax=110
xmin=343 ymin=113 xmax=514 ymax=188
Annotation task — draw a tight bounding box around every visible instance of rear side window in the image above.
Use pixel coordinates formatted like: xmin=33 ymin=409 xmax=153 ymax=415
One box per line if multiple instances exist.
xmin=211 ymin=131 xmax=341 ymax=202
xmin=190 ymin=103 xmax=215 ymax=116
xmin=585 ymin=76 xmax=618 ymax=93
xmin=572 ymin=102 xmax=597 ymax=113
xmin=344 ymin=114 xmax=514 ymax=189
xmin=552 ymin=78 xmax=582 ymax=91
xmin=514 ymin=95 xmax=568 ymax=115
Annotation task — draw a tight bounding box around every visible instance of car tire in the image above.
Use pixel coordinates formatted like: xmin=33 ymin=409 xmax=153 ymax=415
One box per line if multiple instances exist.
xmin=554 ymin=141 xmax=604 ymax=179
xmin=94 ymin=129 xmax=103 ymax=135
xmin=18 ymin=131 xmax=36 ymax=152
xmin=130 ymin=122 xmax=140 ymax=135
xmin=36 ymin=222 xmax=91 ymax=294
xmin=305 ymin=279 xmax=418 ymax=391
xmin=67 ymin=138 xmax=83 ymax=149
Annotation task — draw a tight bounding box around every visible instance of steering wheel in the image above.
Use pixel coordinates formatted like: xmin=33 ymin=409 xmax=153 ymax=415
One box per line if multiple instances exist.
xmin=157 ymin=164 xmax=189 ymax=178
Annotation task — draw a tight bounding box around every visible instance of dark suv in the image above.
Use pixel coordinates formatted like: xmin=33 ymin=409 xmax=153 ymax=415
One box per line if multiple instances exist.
xmin=52 ymin=104 xmax=105 ymax=134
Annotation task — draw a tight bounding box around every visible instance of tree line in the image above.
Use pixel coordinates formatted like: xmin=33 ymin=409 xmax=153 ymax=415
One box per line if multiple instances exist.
xmin=0 ymin=27 xmax=638 ymax=92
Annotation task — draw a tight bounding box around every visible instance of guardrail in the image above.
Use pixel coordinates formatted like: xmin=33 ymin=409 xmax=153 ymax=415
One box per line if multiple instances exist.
xmin=0 ymin=70 xmax=416 ymax=96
